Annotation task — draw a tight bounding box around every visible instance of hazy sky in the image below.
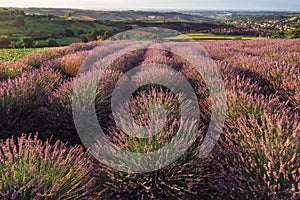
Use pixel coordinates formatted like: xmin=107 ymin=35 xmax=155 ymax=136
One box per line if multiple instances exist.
xmin=1 ymin=0 xmax=300 ymax=11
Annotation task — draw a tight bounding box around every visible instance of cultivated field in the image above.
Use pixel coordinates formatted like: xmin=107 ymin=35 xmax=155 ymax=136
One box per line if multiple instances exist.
xmin=167 ymin=33 xmax=262 ymax=41
xmin=0 ymin=39 xmax=299 ymax=199
xmin=0 ymin=48 xmax=51 ymax=62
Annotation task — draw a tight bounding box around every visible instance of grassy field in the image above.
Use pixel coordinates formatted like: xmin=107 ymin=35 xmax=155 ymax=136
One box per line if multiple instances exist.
xmin=0 ymin=48 xmax=49 ymax=61
xmin=0 ymin=9 xmax=241 ymax=47
xmin=0 ymin=15 xmax=113 ymax=36
xmin=167 ymin=33 xmax=263 ymax=41
xmin=35 ymin=37 xmax=82 ymax=47
xmin=0 ymin=12 xmax=118 ymax=47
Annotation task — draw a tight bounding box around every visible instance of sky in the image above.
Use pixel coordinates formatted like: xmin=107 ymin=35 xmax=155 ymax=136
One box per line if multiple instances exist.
xmin=1 ymin=0 xmax=300 ymax=11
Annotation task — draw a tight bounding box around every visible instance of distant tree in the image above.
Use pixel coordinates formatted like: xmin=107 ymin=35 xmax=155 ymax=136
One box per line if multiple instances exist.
xmin=287 ymin=24 xmax=300 ymax=39
xmin=47 ymin=38 xmax=58 ymax=47
xmin=64 ymin=29 xmax=75 ymax=37
xmin=80 ymin=30 xmax=105 ymax=42
xmin=0 ymin=35 xmax=11 ymax=48
xmin=289 ymin=29 xmax=300 ymax=39
xmin=20 ymin=37 xmax=34 ymax=48
xmin=271 ymin=30 xmax=285 ymax=38
xmin=294 ymin=28 xmax=300 ymax=38
xmin=90 ymin=30 xmax=105 ymax=41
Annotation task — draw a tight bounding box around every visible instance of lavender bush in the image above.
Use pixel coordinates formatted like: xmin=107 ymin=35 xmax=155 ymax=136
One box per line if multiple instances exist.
xmin=106 ymin=87 xmax=181 ymax=151
xmin=41 ymin=70 xmax=122 ymax=144
xmin=59 ymin=51 xmax=91 ymax=76
xmin=211 ymin=86 xmax=299 ymax=199
xmin=0 ymin=134 xmax=96 ymax=199
xmin=21 ymin=41 xmax=100 ymax=69
xmin=22 ymin=48 xmax=65 ymax=68
xmin=96 ymin=154 xmax=215 ymax=199
xmin=65 ymin=41 xmax=100 ymax=53
xmin=0 ymin=61 xmax=32 ymax=81
xmin=94 ymin=87 xmax=213 ymax=199
xmin=0 ymin=68 xmax=62 ymax=139
xmin=202 ymin=39 xmax=300 ymax=108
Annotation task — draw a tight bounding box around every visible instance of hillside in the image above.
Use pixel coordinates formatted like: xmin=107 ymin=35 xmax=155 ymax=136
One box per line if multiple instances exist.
xmin=0 ymin=8 xmax=232 ymax=47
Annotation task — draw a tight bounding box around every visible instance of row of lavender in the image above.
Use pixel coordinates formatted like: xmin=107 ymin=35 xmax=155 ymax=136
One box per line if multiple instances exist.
xmin=203 ymin=39 xmax=299 ymax=199
xmin=0 ymin=39 xmax=299 ymax=199
xmin=202 ymin=39 xmax=300 ymax=108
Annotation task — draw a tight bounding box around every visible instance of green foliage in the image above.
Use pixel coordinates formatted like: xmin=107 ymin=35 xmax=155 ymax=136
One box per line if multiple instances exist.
xmin=20 ymin=37 xmax=34 ymax=48
xmin=46 ymin=38 xmax=58 ymax=47
xmin=271 ymin=30 xmax=285 ymax=38
xmin=103 ymin=31 xmax=113 ymax=39
xmin=271 ymin=24 xmax=300 ymax=39
xmin=287 ymin=27 xmax=300 ymax=39
xmin=77 ymin=29 xmax=85 ymax=35
xmin=0 ymin=48 xmax=47 ymax=62
xmin=0 ymin=35 xmax=11 ymax=48
xmin=80 ymin=34 xmax=89 ymax=42
xmin=0 ymin=9 xmax=25 ymax=16
xmin=80 ymin=30 xmax=106 ymax=42
xmin=64 ymin=29 xmax=75 ymax=37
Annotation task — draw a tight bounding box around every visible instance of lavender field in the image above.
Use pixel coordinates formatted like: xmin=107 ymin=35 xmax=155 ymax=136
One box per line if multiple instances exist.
xmin=0 ymin=39 xmax=299 ymax=199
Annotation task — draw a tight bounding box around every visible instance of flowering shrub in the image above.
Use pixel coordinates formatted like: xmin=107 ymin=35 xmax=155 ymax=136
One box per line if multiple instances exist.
xmin=59 ymin=51 xmax=91 ymax=76
xmin=0 ymin=61 xmax=32 ymax=81
xmin=41 ymin=70 xmax=122 ymax=144
xmin=107 ymin=49 xmax=146 ymax=72
xmin=0 ymin=68 xmax=62 ymax=138
xmin=106 ymin=87 xmax=181 ymax=151
xmin=22 ymin=48 xmax=64 ymax=68
xmin=21 ymin=41 xmax=99 ymax=69
xmin=202 ymin=39 xmax=300 ymax=108
xmin=94 ymin=87 xmax=213 ymax=199
xmin=96 ymin=154 xmax=214 ymax=199
xmin=211 ymin=87 xmax=300 ymax=199
xmin=40 ymin=58 xmax=65 ymax=77
xmin=0 ymin=134 xmax=96 ymax=199
xmin=88 ymin=40 xmax=147 ymax=73
xmin=66 ymin=41 xmax=100 ymax=53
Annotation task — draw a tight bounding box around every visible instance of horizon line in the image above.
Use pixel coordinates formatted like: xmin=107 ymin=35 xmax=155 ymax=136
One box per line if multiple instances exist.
xmin=1 ymin=6 xmax=300 ymax=13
